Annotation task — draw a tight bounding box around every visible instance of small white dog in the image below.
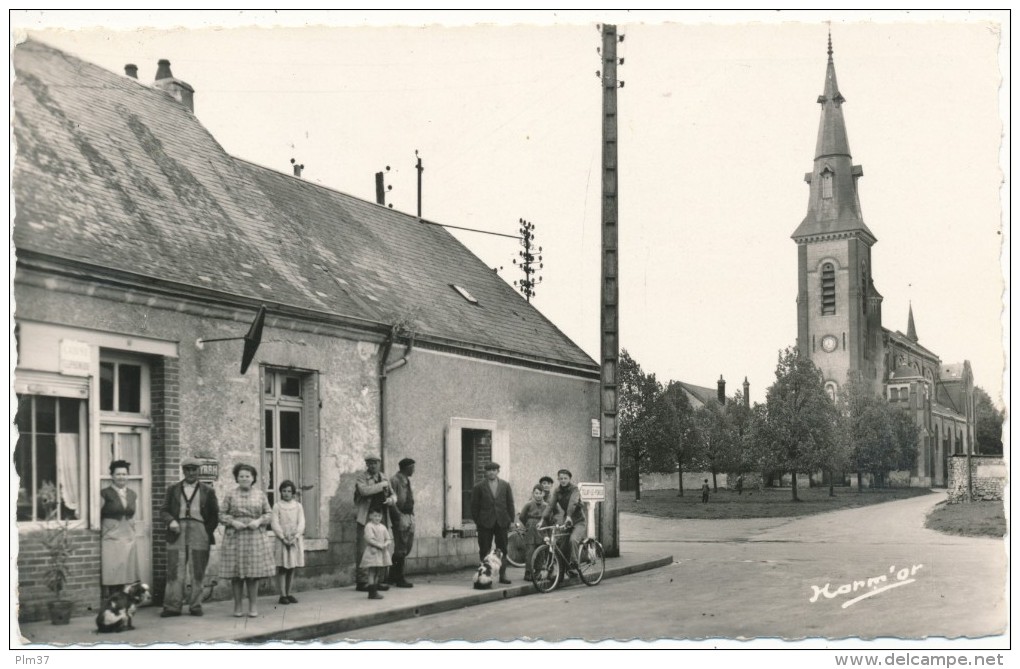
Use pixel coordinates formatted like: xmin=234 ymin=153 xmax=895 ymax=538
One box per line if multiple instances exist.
xmin=472 ymin=548 xmax=503 ymax=590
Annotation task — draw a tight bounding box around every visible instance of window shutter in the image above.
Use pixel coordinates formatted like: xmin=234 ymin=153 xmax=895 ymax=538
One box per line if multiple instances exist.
xmin=301 ymin=373 xmax=320 ymax=538
xmin=444 ymin=419 xmax=462 ymax=532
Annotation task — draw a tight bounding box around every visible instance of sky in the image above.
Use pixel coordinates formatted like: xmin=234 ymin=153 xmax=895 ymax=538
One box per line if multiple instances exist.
xmin=11 ymin=10 xmax=1009 ymax=407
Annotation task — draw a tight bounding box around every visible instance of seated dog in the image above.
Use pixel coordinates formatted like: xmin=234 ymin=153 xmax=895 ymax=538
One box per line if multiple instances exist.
xmin=96 ymin=582 xmax=150 ymax=633
xmin=472 ymin=548 xmax=503 ymax=590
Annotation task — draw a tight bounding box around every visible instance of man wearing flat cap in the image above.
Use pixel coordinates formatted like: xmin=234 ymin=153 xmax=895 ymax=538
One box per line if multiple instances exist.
xmin=160 ymin=456 xmax=219 ymax=617
xmin=354 ymin=455 xmax=396 ymax=592
xmin=470 ymin=461 xmax=515 ymax=585
xmin=387 ymin=458 xmax=416 ymax=588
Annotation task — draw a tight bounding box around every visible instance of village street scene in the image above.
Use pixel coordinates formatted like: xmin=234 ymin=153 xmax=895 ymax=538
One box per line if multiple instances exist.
xmin=10 ymin=10 xmax=1008 ymax=658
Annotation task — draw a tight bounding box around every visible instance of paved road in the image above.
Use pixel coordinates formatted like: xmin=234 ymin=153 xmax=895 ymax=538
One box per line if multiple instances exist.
xmin=327 ymin=490 xmax=1007 ymax=643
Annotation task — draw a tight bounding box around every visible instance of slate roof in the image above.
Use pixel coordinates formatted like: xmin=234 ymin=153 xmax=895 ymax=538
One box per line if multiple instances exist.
xmin=12 ymin=40 xmax=597 ymax=373
xmin=677 ymin=381 xmax=722 ymax=408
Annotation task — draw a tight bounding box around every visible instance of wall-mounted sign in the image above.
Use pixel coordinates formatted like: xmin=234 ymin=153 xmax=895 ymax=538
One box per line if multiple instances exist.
xmin=59 ymin=339 xmax=91 ymax=377
xmin=196 ymin=458 xmax=220 ymax=482
xmin=591 ymin=418 xmax=601 ymax=438
xmin=579 ymin=482 xmax=605 ymax=501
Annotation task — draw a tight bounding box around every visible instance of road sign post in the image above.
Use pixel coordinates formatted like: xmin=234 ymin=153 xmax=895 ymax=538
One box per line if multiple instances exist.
xmin=580 ymin=482 xmax=605 ymax=540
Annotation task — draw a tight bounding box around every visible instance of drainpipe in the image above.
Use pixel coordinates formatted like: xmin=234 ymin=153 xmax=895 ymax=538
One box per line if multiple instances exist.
xmin=377 ymin=325 xmax=416 ymax=473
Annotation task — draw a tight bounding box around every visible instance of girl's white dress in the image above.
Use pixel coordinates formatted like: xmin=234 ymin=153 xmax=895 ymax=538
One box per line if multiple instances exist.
xmin=270 ymin=498 xmax=306 ymax=569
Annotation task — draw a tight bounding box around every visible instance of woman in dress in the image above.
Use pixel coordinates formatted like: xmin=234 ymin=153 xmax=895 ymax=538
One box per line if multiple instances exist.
xmin=100 ymin=460 xmax=140 ymax=597
xmin=270 ymin=479 xmax=305 ymax=605
xmin=219 ymin=463 xmax=275 ymax=617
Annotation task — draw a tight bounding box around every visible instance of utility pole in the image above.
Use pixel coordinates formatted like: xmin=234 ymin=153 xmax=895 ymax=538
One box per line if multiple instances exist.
xmin=512 ymin=219 xmax=543 ymax=302
xmin=415 ymin=150 xmax=424 ymax=218
xmin=598 ymin=23 xmax=623 ymax=557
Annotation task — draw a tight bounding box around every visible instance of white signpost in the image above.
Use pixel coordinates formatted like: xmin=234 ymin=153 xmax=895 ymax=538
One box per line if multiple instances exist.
xmin=579 ymin=482 xmax=605 ymax=539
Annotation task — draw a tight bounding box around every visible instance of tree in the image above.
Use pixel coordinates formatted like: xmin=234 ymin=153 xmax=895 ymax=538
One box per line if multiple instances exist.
xmin=974 ymin=386 xmax=1004 ymax=455
xmin=759 ymin=347 xmax=838 ymax=501
xmin=651 ymin=381 xmax=698 ymax=497
xmin=695 ymin=400 xmax=741 ymax=491
xmin=727 ymin=391 xmax=755 ymax=475
xmin=839 ymin=374 xmax=921 ymax=490
xmin=618 ymin=350 xmax=662 ymax=500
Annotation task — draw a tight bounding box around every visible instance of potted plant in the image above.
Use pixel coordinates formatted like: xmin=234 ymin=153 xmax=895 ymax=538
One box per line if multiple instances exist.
xmin=38 ymin=481 xmax=74 ymax=624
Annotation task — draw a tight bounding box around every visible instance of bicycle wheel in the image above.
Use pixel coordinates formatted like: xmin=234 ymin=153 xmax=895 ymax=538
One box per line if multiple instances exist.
xmin=505 ymin=530 xmax=527 ymax=568
xmin=531 ymin=544 xmax=560 ymax=593
xmin=577 ymin=539 xmax=605 ymax=586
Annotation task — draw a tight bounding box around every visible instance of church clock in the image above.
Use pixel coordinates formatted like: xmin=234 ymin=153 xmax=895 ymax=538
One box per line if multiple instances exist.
xmin=821 ymin=335 xmax=838 ymax=353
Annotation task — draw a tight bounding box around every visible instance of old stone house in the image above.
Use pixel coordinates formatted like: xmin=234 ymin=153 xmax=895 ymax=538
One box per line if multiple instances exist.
xmin=12 ymin=40 xmax=600 ymax=621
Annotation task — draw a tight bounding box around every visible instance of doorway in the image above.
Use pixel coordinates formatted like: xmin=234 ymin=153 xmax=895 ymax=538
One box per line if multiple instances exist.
xmin=99 ymin=354 xmax=152 ymax=586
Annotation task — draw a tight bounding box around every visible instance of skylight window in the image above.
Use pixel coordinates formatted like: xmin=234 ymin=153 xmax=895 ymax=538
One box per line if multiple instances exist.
xmin=451 ymin=284 xmax=479 ymax=305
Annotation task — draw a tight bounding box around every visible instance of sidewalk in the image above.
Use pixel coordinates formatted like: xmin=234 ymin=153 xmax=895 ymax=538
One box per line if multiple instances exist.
xmin=16 ymin=551 xmax=672 ymax=646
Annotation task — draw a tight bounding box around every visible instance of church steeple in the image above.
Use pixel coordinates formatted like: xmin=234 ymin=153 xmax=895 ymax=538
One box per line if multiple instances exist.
xmin=792 ymin=32 xmax=875 ymax=243
xmin=907 ymin=303 xmax=918 ymax=341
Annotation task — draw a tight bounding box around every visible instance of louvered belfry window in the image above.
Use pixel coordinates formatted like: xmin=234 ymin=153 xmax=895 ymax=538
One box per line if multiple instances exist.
xmin=821 ymin=263 xmax=836 ymax=315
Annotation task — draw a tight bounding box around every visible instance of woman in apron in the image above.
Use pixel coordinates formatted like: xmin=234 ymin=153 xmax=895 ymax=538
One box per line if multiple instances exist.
xmin=100 ymin=460 xmax=141 ymax=597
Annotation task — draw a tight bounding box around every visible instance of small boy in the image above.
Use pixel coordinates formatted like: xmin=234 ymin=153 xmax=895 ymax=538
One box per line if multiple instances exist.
xmin=516 ymin=485 xmax=548 ymax=580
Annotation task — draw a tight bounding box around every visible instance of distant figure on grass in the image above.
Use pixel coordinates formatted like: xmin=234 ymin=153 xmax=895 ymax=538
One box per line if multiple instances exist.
xmin=701 ymin=479 xmax=710 ymax=504
xmin=735 ymin=475 xmax=744 ymax=495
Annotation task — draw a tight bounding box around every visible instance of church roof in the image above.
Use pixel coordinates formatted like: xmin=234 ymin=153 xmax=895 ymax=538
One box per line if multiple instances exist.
xmin=884 ymin=327 xmax=940 ymax=361
xmin=940 ymin=363 xmax=967 ymax=380
xmin=11 ymin=39 xmax=598 ymax=374
xmin=906 ymin=304 xmax=918 ymax=341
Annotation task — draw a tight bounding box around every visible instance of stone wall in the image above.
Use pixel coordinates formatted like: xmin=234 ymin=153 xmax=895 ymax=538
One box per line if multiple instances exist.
xmin=947 ymin=454 xmax=1006 ymax=503
xmin=639 ymin=471 xmax=729 ymax=492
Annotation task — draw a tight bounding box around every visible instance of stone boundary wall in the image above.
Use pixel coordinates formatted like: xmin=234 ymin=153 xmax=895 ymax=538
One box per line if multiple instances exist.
xmin=947 ymin=454 xmax=1006 ymax=503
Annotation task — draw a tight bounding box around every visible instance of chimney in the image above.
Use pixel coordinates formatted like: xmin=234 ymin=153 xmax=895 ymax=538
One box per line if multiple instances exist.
xmin=152 ymin=59 xmax=195 ymax=113
xmin=291 ymin=159 xmax=304 ymax=178
xmin=743 ymin=377 xmax=750 ymax=408
xmin=124 ymin=64 xmax=138 ymax=79
xmin=375 ymin=171 xmax=386 ymax=205
xmin=717 ymin=375 xmax=726 ymax=405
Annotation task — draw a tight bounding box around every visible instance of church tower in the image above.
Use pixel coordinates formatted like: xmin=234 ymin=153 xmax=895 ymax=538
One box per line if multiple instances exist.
xmin=793 ymin=34 xmax=882 ymax=398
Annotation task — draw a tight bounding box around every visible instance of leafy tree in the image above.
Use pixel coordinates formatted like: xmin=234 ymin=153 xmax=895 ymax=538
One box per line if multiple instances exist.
xmin=727 ymin=391 xmax=755 ymax=474
xmin=974 ymin=386 xmax=1004 ymax=455
xmin=758 ymin=347 xmax=838 ymax=501
xmin=618 ymin=350 xmax=662 ymax=500
xmin=650 ymin=381 xmax=699 ymax=497
xmin=839 ymin=375 xmax=920 ymax=490
xmin=695 ymin=399 xmax=743 ymax=491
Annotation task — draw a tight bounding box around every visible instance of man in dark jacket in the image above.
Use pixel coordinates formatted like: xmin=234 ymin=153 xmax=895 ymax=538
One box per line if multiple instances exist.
xmin=387 ymin=457 xmax=416 ymax=588
xmin=542 ymin=469 xmax=586 ymax=569
xmin=160 ymin=457 xmax=219 ymax=617
xmin=470 ymin=461 xmax=515 ymax=585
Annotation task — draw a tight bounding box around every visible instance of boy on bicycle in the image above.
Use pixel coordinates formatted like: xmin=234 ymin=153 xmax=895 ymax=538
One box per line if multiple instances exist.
xmin=541 ymin=469 xmax=586 ymax=573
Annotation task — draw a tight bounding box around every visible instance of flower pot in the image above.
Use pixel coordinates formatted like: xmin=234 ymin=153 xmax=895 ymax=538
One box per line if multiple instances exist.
xmin=47 ymin=600 xmax=73 ymax=625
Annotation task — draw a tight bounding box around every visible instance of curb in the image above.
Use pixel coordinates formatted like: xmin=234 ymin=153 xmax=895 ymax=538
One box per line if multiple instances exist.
xmin=238 ymin=554 xmax=674 ymax=642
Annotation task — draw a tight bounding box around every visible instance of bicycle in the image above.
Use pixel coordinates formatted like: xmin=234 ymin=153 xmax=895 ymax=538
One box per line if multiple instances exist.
xmin=505 ymin=525 xmax=528 ymax=568
xmin=530 ymin=524 xmax=605 ymax=593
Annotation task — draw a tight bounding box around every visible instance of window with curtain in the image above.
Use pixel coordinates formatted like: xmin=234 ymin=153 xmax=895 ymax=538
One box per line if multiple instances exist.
xmin=15 ymin=395 xmax=87 ymax=522
xmin=263 ymin=369 xmax=308 ymax=507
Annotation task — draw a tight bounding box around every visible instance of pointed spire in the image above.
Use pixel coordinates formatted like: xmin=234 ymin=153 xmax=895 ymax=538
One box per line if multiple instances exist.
xmin=792 ymin=30 xmax=874 ymax=243
xmin=907 ymin=303 xmax=918 ymax=341
xmin=816 ymin=32 xmax=848 ymax=158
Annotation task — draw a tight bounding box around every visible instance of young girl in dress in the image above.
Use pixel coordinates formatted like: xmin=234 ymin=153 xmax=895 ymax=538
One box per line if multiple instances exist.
xmin=516 ymin=485 xmax=548 ymax=581
xmin=361 ymin=508 xmax=393 ymax=600
xmin=271 ymin=480 xmax=305 ymax=605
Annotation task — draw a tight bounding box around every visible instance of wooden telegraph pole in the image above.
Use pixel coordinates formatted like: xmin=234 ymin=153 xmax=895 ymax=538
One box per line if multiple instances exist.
xmin=598 ymin=24 xmax=622 ymax=557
